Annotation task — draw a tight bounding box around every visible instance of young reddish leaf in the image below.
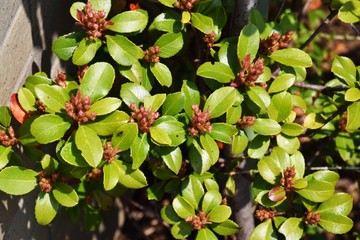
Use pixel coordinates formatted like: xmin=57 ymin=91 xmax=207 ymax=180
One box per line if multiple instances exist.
xmin=10 ymin=93 xmax=29 ymax=124
xmin=268 ymin=186 xmax=286 ymax=202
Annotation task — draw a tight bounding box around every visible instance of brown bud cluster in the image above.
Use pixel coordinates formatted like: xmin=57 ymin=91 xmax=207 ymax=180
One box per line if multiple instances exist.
xmin=103 ymin=142 xmax=121 ymax=163
xmin=75 ymin=2 xmax=113 ymax=40
xmin=188 ymin=105 xmax=212 ymax=136
xmin=174 ymin=0 xmax=199 ymax=11
xmin=231 ymin=54 xmax=264 ymax=88
xmin=203 ymin=32 xmax=215 ymax=48
xmin=339 ymin=112 xmax=348 ymax=132
xmin=255 ymin=209 xmax=276 ymax=221
xmin=86 ymin=168 xmax=103 ymax=181
xmin=238 ymin=116 xmax=256 ymax=129
xmin=65 ymin=90 xmax=96 ymax=124
xmin=0 ymin=126 xmax=18 ymax=147
xmin=280 ymin=166 xmax=296 ymax=192
xmin=144 ymin=46 xmax=160 ymax=63
xmin=129 ymin=103 xmax=160 ymax=133
xmin=304 ymin=211 xmax=321 ymax=225
xmin=38 ymin=171 xmax=59 ymax=193
xmin=185 ymin=211 xmax=211 ymax=230
xmin=221 ymin=198 xmax=228 ymax=206
xmin=77 ymin=65 xmax=89 ymax=82
xmin=260 ymin=31 xmax=294 ymax=55
xmin=55 ymin=71 xmax=67 ymax=88
xmin=177 ymin=159 xmax=190 ymax=179
xmin=36 ymin=100 xmax=47 ymax=113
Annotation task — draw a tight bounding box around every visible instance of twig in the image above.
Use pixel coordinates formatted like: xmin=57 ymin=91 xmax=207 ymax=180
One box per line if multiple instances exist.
xmin=351 ymin=23 xmax=360 ymax=36
xmin=274 ymin=0 xmax=287 ymax=22
xmin=293 ymin=82 xmax=348 ymax=96
xmin=309 ymin=166 xmax=360 ymax=172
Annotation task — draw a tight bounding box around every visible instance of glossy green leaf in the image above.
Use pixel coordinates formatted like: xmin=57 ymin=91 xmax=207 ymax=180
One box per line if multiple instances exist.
xmin=111 ymin=123 xmax=138 ymax=151
xmin=173 ymin=195 xmax=195 ymax=219
xmin=249 ymin=219 xmax=277 ymax=240
xmin=250 ymin=8 xmax=272 ymax=39
xmin=226 ymin=92 xmax=243 ymax=124
xmin=151 ymin=116 xmax=186 ymax=146
xmin=248 ymin=86 xmax=271 ymax=110
xmin=345 ymin=87 xmax=360 ymax=102
xmin=25 ymin=72 xmax=52 ymax=94
xmin=293 ymin=178 xmax=308 ymax=190
xmin=226 ymin=175 xmax=235 ymax=196
xmin=155 ymin=32 xmax=184 ymax=58
xmin=80 ymin=62 xmax=115 ymax=102
xmin=72 ymin=38 xmax=102 ymax=65
xmin=191 ymin=12 xmax=214 ymax=34
xmin=270 ymin=48 xmax=312 ymax=68
xmin=118 ymin=61 xmax=143 ymax=84
xmin=268 ymin=91 xmax=293 ymax=122
xmin=277 ymin=134 xmax=300 ymax=154
xmin=208 ymin=205 xmax=231 ymax=223
xmin=297 ymin=174 xmax=335 ymax=202
xmin=289 ymin=151 xmax=305 ymax=179
xmin=0 ymin=166 xmax=38 ymax=195
xmin=248 ymin=135 xmax=270 ymax=159
xmin=103 ymin=161 xmax=121 ymax=191
xmin=0 ymin=146 xmax=11 ymax=170
xmin=200 ymin=134 xmax=219 ymax=165
xmin=161 ymin=205 xmax=182 ymax=225
xmin=0 ymin=106 xmax=11 ymax=128
xmin=181 ymin=175 xmax=204 ymax=209
xmin=182 ymin=80 xmax=200 ymax=118
xmin=150 ymin=62 xmax=172 ymax=87
xmin=258 ymin=155 xmax=282 ymax=184
xmin=281 ymin=123 xmax=304 ymax=136
xmin=268 ymin=186 xmax=286 ymax=202
xmin=346 ymin=101 xmax=360 ymax=130
xmin=89 ymin=0 xmax=111 ymax=18
xmin=317 ymin=193 xmax=353 ymax=216
xmin=202 ymin=190 xmax=222 ymax=214
xmin=40 ymin=154 xmax=59 ymax=174
xmin=171 ymin=221 xmax=193 ymax=239
xmin=159 ymin=0 xmax=177 ymax=7
xmin=278 ymin=218 xmax=304 ymax=240
xmin=51 ymin=32 xmax=83 ymax=60
xmin=108 ymin=10 xmax=148 ymax=33
xmin=203 ymin=87 xmax=236 ymax=119
xmin=52 ymin=182 xmax=79 ymax=207
xmin=318 ymin=212 xmax=353 ymax=234
xmin=114 ymin=160 xmax=148 ymax=188
xmin=150 ymin=126 xmax=172 ymax=145
xmin=237 ymin=23 xmax=260 ymax=62
xmin=197 ymin=62 xmax=235 ymax=83
xmin=231 ymin=131 xmax=248 ymax=155
xmin=160 ymin=147 xmax=182 ymax=174
xmin=120 ymin=82 xmax=150 ymax=107
xmin=89 ymin=97 xmax=121 ymax=116
xmin=144 ymin=94 xmax=166 ymax=112
xmin=189 ymin=139 xmax=212 ymax=175
xmin=75 ymin=125 xmax=103 ymax=168
xmin=86 ymin=110 xmax=129 ymax=136
xmin=31 ymin=114 xmax=71 ymax=144
xmin=35 ymin=192 xmax=59 ymax=225
xmin=204 ymin=179 xmax=219 ymax=192
xmin=35 ymin=84 xmax=69 ymax=113
xmin=162 ymin=92 xmax=185 ymax=115
xmin=338 ymin=1 xmax=360 ymax=23
xmin=152 ymin=9 xmax=183 ymax=33
xmin=60 ymin=141 xmax=89 ymax=167
xmin=196 ymin=228 xmax=217 ymax=240
xmin=331 ymin=55 xmax=356 ymax=87
xmin=208 ymin=123 xmax=237 ymax=144
xmin=250 ymin=118 xmax=281 ymax=136
xmin=211 ymin=219 xmax=240 ymax=236
xmin=106 ymin=35 xmax=144 ymax=66
xmin=268 ymin=74 xmax=295 ymax=93
xmin=130 ymin=133 xmax=150 ymax=169
xmin=335 ymin=132 xmax=355 ymax=161
xmin=312 ymin=170 xmax=339 ymax=186
xmin=303 ymin=112 xmax=325 ymax=129
xmin=17 ymin=87 xmax=36 ymax=112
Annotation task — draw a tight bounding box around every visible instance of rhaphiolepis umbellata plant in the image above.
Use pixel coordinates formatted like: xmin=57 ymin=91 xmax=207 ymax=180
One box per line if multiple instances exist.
xmin=0 ymin=0 xmax=359 ymax=239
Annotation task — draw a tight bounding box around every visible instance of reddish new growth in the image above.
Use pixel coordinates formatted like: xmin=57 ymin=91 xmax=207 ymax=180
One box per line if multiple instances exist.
xmin=38 ymin=171 xmax=59 ymax=193
xmin=129 ymin=103 xmax=160 ymax=133
xmin=231 ymin=54 xmax=264 ymax=88
xmin=174 ymin=0 xmax=199 ymax=11
xmin=238 ymin=115 xmax=256 ymax=129
xmin=339 ymin=112 xmax=348 ymax=132
xmin=255 ymin=209 xmax=284 ymax=221
xmin=144 ymin=46 xmax=160 ymax=63
xmin=280 ymin=166 xmax=296 ymax=192
xmin=185 ymin=211 xmax=211 ymax=230
xmin=75 ymin=2 xmax=113 ymax=40
xmin=86 ymin=168 xmax=103 ymax=181
xmin=0 ymin=126 xmax=18 ymax=147
xmin=65 ymin=90 xmax=96 ymax=124
xmin=77 ymin=65 xmax=89 ymax=82
xmin=203 ymin=32 xmax=215 ymax=48
xmin=304 ymin=211 xmax=321 ymax=225
xmin=103 ymin=142 xmax=121 ymax=163
xmin=260 ymin=31 xmax=294 ymax=55
xmin=36 ymin=100 xmax=46 ymax=113
xmin=188 ymin=105 xmax=212 ymax=136
xmin=55 ymin=71 xmax=67 ymax=88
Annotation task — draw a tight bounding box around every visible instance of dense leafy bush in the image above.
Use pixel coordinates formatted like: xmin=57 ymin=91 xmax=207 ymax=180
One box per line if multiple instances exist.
xmin=0 ymin=0 xmax=359 ymax=239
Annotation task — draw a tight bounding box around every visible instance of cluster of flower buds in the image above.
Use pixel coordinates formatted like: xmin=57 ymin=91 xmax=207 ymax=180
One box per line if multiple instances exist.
xmin=237 ymin=115 xmax=256 ymax=129
xmin=260 ymin=30 xmax=294 ymax=55
xmin=0 ymin=126 xmax=18 ymax=147
xmin=174 ymin=0 xmax=199 ymax=11
xmin=65 ymin=90 xmax=96 ymax=124
xmin=280 ymin=166 xmax=296 ymax=192
xmin=103 ymin=142 xmax=121 ymax=163
xmin=185 ymin=211 xmax=211 ymax=230
xmin=188 ymin=105 xmax=212 ymax=136
xmin=55 ymin=71 xmax=67 ymax=88
xmin=86 ymin=168 xmax=103 ymax=181
xmin=77 ymin=65 xmax=89 ymax=82
xmin=231 ymin=54 xmax=264 ymax=88
xmin=36 ymin=100 xmax=47 ymax=113
xmin=203 ymin=32 xmax=215 ymax=48
xmin=304 ymin=211 xmax=321 ymax=225
xmin=255 ymin=209 xmax=284 ymax=221
xmin=38 ymin=171 xmax=59 ymax=193
xmin=75 ymin=2 xmax=113 ymax=40
xmin=144 ymin=46 xmax=161 ymax=63
xmin=129 ymin=103 xmax=160 ymax=133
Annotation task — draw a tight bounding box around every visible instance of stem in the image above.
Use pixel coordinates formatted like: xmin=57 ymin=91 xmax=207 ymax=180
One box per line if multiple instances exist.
xmin=309 ymin=166 xmax=360 ymax=172
xmin=274 ymin=0 xmax=287 ymax=22
xmin=293 ymin=82 xmax=348 ymax=96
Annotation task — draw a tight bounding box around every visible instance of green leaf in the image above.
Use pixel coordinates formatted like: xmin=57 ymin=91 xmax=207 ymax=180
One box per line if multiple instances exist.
xmin=268 ymin=186 xmax=286 ymax=202
xmin=89 ymin=0 xmax=111 ymax=18
xmin=41 ymin=154 xmax=59 ymax=174
xmin=111 ymin=123 xmax=138 ymax=151
xmin=0 ymin=146 xmax=11 ymax=170
xmin=211 ymin=219 xmax=240 ymax=236
xmin=270 ymin=48 xmax=312 ymax=68
xmin=346 ymin=101 xmax=360 ymax=130
xmin=162 ymin=92 xmax=185 ymax=115
xmin=250 ymin=219 xmax=277 ymax=240
xmin=335 ymin=132 xmax=355 ymax=161
xmin=196 ymin=228 xmax=217 ymax=240
xmin=226 ymin=176 xmax=236 ymax=196
xmin=338 ymin=0 xmax=360 ymax=23
xmin=318 ymin=212 xmax=353 ymax=234
xmin=226 ymin=92 xmax=243 ymax=124
xmin=151 ymin=116 xmax=186 ymax=146
xmin=155 ymin=33 xmax=184 ymax=58
xmin=189 ymin=139 xmax=212 ymax=175
xmin=202 ymin=190 xmax=222 ymax=214
xmin=268 ymin=74 xmax=296 ymax=93
xmin=35 ymin=192 xmax=59 ymax=225
xmin=80 ymin=62 xmax=115 ymax=102
xmin=331 ymin=56 xmax=357 ymax=87
xmin=144 ymin=94 xmax=166 ymax=112
xmin=200 ymin=134 xmax=219 ymax=165
xmin=232 ymin=131 xmax=248 ymax=155
xmin=120 ymin=82 xmax=150 ymax=107
xmin=17 ymin=87 xmax=36 ymax=112
xmin=0 ymin=106 xmax=11 ymax=128
xmin=0 ymin=166 xmax=37 ymax=195
xmin=60 ymin=141 xmax=89 ymax=167
xmin=89 ymin=97 xmax=121 ymax=116
xmin=208 ymin=123 xmax=237 ymax=144
xmin=276 ymin=134 xmax=300 ymax=154
xmin=345 ymin=87 xmax=360 ymax=102
xmin=106 ymin=35 xmax=144 ymax=66
xmin=150 ymin=62 xmax=172 ymax=87
xmin=152 ymin=9 xmax=183 ymax=33
xmin=317 ymin=193 xmax=353 ymax=216
xmin=35 ymin=84 xmax=69 ymax=113
xmin=197 ymin=62 xmax=235 ymax=83
xmin=296 ymin=175 xmax=335 ymax=202
xmin=86 ymin=110 xmax=129 ymax=136
xmin=281 ymin=123 xmax=304 ymax=136
xmin=181 ymin=175 xmax=205 ymax=209
xmin=268 ymin=92 xmax=293 ymax=122
xmin=130 ymin=133 xmax=150 ymax=169
xmin=247 ymin=86 xmax=271 ymax=111
xmin=103 ymin=161 xmax=121 ymax=191
xmin=52 ymin=182 xmax=79 ymax=207
xmin=278 ymin=218 xmax=304 ymax=240
xmin=25 ymin=72 xmax=52 ymax=94
xmin=75 ymin=125 xmax=103 ymax=168
xmin=312 ymin=170 xmax=339 ymax=186
xmin=172 ymin=195 xmax=195 ymax=219
xmin=303 ymin=112 xmax=325 ymax=129
xmin=171 ymin=221 xmax=193 ymax=239
xmin=52 ymin=32 xmax=83 ymax=60
xmin=182 ymin=80 xmax=200 ymax=118
xmin=31 ymin=114 xmax=71 ymax=144
xmin=118 ymin=61 xmax=143 ymax=84
xmin=204 ymin=87 xmax=236 ymax=119
xmin=191 ymin=12 xmax=214 ymax=34
xmin=248 ymin=135 xmax=270 ymax=159
xmin=258 ymin=155 xmax=282 ymax=184
xmin=150 ymin=126 xmax=172 ymax=145
xmin=114 ymin=160 xmax=148 ymax=188
xmin=237 ymin=23 xmax=260 ymax=62
xmin=72 ymin=38 xmax=102 ymax=65
xmin=289 ymin=151 xmax=305 ymax=179
xmin=208 ymin=205 xmax=231 ymax=223
xmin=159 ymin=147 xmax=182 ymax=174
xmin=250 ymin=118 xmax=282 ymax=136
xmin=250 ymin=8 xmax=272 ymax=39
xmin=161 ymin=205 xmax=182 ymax=225
xmin=108 ymin=10 xmax=148 ymax=33
xmin=159 ymin=0 xmax=177 ymax=7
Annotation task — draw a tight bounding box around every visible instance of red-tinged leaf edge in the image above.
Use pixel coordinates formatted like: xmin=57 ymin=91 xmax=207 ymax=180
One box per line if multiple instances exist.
xmin=10 ymin=93 xmax=30 ymax=124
